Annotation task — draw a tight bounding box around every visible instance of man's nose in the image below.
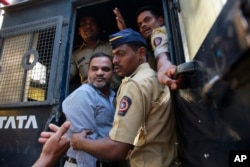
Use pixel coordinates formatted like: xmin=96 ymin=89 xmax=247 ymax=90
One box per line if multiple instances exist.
xmin=96 ymin=69 xmax=104 ymax=75
xmin=113 ymin=56 xmax=119 ymax=64
xmin=140 ymin=22 xmax=147 ymax=29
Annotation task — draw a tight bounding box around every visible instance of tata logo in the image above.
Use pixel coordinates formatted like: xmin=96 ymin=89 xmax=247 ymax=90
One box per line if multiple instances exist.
xmin=0 ymin=115 xmax=38 ymax=129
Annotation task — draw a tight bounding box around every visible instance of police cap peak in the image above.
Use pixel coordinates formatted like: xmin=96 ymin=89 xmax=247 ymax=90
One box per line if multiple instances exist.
xmin=109 ymin=28 xmax=147 ymax=49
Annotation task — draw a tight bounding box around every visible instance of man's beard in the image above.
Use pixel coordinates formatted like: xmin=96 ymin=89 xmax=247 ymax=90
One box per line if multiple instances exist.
xmin=88 ymin=78 xmax=110 ymax=90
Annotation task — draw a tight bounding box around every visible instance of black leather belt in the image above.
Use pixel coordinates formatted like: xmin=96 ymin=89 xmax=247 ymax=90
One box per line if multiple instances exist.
xmin=66 ymin=157 xmax=77 ymax=164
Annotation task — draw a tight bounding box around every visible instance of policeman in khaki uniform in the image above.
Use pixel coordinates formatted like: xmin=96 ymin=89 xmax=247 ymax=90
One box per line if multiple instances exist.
xmin=71 ymin=15 xmax=121 ymax=91
xmin=71 ymin=28 xmax=178 ymax=167
xmin=114 ymin=6 xmax=180 ymax=90
xmin=71 ymin=41 xmax=111 ymax=83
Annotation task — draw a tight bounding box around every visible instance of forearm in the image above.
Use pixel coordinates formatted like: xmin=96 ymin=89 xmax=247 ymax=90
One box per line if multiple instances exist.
xmin=157 ymin=53 xmax=174 ymax=73
xmin=73 ymin=136 xmax=132 ymax=161
xmin=32 ymin=154 xmax=56 ymax=167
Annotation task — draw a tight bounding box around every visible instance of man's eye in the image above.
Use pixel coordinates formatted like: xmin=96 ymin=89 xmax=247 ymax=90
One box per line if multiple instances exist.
xmin=102 ymin=68 xmax=111 ymax=72
xmin=91 ymin=68 xmax=98 ymax=71
xmin=144 ymin=17 xmax=151 ymax=23
xmin=118 ymin=51 xmax=125 ymax=56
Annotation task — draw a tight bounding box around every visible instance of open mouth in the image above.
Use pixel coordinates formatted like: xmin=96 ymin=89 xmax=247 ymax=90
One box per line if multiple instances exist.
xmin=84 ymin=29 xmax=93 ymax=35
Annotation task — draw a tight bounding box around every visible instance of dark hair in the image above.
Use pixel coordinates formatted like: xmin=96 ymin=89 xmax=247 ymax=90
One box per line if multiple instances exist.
xmin=126 ymin=41 xmax=147 ymax=52
xmin=88 ymin=52 xmax=114 ymax=69
xmin=135 ymin=6 xmax=163 ymax=19
xmin=79 ymin=15 xmax=100 ymax=28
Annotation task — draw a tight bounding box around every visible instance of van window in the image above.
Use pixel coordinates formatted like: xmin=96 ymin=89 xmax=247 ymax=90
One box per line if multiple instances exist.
xmin=0 ymin=16 xmax=63 ymax=106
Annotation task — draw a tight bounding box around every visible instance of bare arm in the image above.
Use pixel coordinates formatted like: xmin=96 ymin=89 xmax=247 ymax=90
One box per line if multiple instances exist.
xmin=156 ymin=53 xmax=183 ymax=90
xmin=151 ymin=26 xmax=183 ymax=89
xmin=72 ymin=130 xmax=133 ymax=161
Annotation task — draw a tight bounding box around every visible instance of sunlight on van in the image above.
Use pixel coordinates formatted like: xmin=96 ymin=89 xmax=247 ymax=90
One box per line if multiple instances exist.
xmin=0 ymin=10 xmax=4 ymax=29
xmin=179 ymin=0 xmax=227 ymax=59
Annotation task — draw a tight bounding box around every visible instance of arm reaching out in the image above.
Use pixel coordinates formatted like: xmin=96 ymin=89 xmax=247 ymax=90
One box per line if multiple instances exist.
xmin=33 ymin=121 xmax=71 ymax=167
xmin=71 ymin=130 xmax=133 ymax=161
xmin=156 ymin=53 xmax=183 ymax=90
xmin=151 ymin=26 xmax=183 ymax=89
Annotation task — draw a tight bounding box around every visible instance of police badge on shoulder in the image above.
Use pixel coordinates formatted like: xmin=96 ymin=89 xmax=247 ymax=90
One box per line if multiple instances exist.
xmin=118 ymin=96 xmax=131 ymax=116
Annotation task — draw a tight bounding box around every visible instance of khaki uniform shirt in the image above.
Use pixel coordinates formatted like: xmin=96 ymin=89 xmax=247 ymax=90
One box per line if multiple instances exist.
xmin=109 ymin=63 xmax=177 ymax=167
xmin=71 ymin=40 xmax=121 ymax=91
xmin=151 ymin=26 xmax=169 ymax=57
xmin=147 ymin=26 xmax=169 ymax=71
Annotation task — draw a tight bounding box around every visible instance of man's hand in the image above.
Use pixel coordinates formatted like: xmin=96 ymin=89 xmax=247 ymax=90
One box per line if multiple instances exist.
xmin=38 ymin=123 xmax=61 ymax=144
xmin=113 ymin=7 xmax=127 ymax=30
xmin=157 ymin=54 xmax=184 ymax=90
xmin=40 ymin=122 xmax=70 ymax=156
xmin=71 ymin=130 xmax=91 ymax=150
xmin=158 ymin=65 xmax=183 ymax=90
xmin=33 ymin=121 xmax=71 ymax=167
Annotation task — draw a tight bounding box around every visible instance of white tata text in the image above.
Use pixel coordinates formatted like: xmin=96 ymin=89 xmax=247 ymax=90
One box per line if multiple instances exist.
xmin=0 ymin=115 xmax=38 ymax=129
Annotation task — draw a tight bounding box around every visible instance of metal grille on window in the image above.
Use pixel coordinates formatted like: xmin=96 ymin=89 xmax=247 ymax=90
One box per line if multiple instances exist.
xmin=0 ymin=16 xmax=62 ymax=105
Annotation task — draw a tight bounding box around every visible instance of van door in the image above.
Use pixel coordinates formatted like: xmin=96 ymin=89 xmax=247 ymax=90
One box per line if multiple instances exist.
xmin=165 ymin=0 xmax=250 ymax=166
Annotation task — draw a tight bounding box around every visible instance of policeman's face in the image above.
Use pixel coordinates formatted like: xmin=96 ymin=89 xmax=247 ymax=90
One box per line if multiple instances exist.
xmin=112 ymin=44 xmax=144 ymax=77
xmin=88 ymin=57 xmax=113 ymax=90
xmin=137 ymin=11 xmax=164 ymax=39
xmin=79 ymin=16 xmax=100 ymax=40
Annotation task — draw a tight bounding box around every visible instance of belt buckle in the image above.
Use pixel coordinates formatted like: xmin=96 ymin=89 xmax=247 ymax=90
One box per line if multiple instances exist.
xmin=67 ymin=157 xmax=77 ymax=164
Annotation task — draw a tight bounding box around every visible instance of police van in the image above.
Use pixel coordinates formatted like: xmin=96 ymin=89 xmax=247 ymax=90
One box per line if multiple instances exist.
xmin=0 ymin=0 xmax=249 ymax=167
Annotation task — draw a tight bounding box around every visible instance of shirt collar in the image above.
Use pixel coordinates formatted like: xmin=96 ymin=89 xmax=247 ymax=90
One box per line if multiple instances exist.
xmin=130 ymin=63 xmax=150 ymax=78
xmin=88 ymin=83 xmax=115 ymax=98
xmin=79 ymin=40 xmax=105 ymax=50
xmin=122 ymin=63 xmax=150 ymax=82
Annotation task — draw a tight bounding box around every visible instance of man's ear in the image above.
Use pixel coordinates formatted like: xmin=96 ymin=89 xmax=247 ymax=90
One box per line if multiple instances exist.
xmin=157 ymin=16 xmax=164 ymax=26
xmin=138 ymin=47 xmax=147 ymax=61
